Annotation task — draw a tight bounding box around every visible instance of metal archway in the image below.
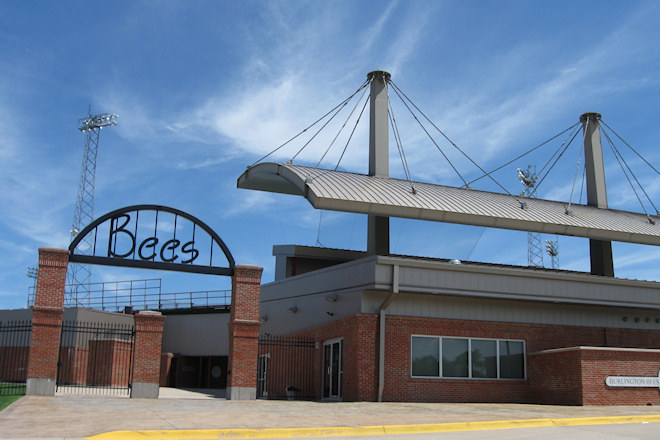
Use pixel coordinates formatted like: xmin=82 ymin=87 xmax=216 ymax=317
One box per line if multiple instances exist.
xmin=69 ymin=204 xmax=235 ymax=276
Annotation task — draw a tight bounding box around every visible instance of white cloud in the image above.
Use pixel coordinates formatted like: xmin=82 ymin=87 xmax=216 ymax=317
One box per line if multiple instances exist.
xmin=222 ymin=190 xmax=276 ymax=219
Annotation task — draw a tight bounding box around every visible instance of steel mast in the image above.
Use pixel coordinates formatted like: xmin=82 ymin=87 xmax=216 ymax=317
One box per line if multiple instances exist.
xmin=67 ymin=110 xmax=118 ymax=305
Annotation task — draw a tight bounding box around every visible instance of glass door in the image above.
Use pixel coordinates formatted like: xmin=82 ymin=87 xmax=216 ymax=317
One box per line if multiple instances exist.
xmin=323 ymin=339 xmax=343 ymax=400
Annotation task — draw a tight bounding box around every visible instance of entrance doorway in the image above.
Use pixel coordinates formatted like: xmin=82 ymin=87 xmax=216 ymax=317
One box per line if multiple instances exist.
xmin=323 ymin=338 xmax=342 ymax=400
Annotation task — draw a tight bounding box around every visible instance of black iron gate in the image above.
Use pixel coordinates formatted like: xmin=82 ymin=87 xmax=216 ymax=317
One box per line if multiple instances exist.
xmin=56 ymin=321 xmax=134 ymax=396
xmin=257 ymin=335 xmax=318 ymax=400
xmin=0 ymin=320 xmax=32 ymax=396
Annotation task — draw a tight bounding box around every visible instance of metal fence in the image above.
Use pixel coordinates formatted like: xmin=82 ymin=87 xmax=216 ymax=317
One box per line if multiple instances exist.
xmin=56 ymin=321 xmax=134 ymax=396
xmin=257 ymin=336 xmax=318 ymax=400
xmin=0 ymin=321 xmax=32 ymax=396
xmin=28 ymin=278 xmax=231 ymax=312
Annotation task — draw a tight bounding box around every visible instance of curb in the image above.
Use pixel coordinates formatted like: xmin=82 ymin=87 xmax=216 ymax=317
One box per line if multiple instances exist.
xmin=87 ymin=414 xmax=660 ymax=439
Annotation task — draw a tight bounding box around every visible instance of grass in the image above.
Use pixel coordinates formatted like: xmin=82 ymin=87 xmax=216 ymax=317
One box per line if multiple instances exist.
xmin=0 ymin=394 xmax=22 ymax=412
xmin=0 ymin=383 xmax=25 ymax=412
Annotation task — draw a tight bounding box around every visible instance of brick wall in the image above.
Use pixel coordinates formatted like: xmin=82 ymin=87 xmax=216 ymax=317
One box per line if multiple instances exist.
xmin=27 ymin=307 xmax=64 ymax=382
xmin=88 ymin=339 xmax=133 ymax=386
xmin=528 ymin=349 xmax=583 ymax=405
xmin=57 ymin=345 xmax=90 ymax=385
xmin=33 ymin=248 xmax=69 ymax=308
xmin=26 ymin=248 xmax=68 ymax=395
xmin=0 ymin=347 xmax=30 ymax=382
xmin=284 ymin=313 xmax=660 ymax=404
xmin=291 ymin=314 xmax=378 ymax=401
xmin=582 ymin=348 xmax=660 ymax=405
xmin=132 ymin=310 xmax=165 ymax=395
xmin=227 ymin=265 xmax=263 ymax=399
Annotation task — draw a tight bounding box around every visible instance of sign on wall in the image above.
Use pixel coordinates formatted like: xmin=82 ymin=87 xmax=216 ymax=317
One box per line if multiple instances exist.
xmin=605 ymin=369 xmax=660 ymax=389
xmin=69 ymin=205 xmax=235 ymax=276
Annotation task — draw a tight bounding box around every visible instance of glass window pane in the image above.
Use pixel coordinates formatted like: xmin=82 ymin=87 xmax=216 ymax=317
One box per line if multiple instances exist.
xmin=411 ymin=337 xmax=439 ymax=377
xmin=471 ymin=339 xmax=497 ymax=378
xmin=499 ymin=340 xmax=525 ymax=379
xmin=442 ymin=338 xmax=468 ymax=377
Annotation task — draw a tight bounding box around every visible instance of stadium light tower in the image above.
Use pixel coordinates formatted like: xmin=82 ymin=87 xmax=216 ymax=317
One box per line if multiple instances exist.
xmin=517 ymin=165 xmax=544 ymax=267
xmin=545 ymin=239 xmax=559 ymax=269
xmin=67 ymin=110 xmax=118 ymax=305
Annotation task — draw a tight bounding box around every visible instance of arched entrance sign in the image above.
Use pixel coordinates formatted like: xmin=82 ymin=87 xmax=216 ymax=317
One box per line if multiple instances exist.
xmin=69 ymin=204 xmax=235 ymax=276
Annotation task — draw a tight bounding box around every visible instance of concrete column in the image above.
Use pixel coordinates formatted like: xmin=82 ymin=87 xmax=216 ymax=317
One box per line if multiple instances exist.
xmin=367 ymin=70 xmax=391 ymax=256
xmin=26 ymin=247 xmax=69 ymax=396
xmin=131 ymin=310 xmax=165 ymax=398
xmin=580 ymin=112 xmax=614 ymax=277
xmin=227 ymin=265 xmax=263 ymax=400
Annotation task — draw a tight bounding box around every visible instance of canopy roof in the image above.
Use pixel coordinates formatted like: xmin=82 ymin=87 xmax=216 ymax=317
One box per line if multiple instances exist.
xmin=237 ymin=163 xmax=660 ymax=246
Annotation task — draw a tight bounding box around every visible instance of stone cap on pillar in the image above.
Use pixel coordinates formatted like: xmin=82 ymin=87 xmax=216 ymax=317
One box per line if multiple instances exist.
xmin=133 ymin=310 xmax=165 ymax=331
xmin=134 ymin=310 xmax=163 ymax=316
xmin=233 ymin=265 xmax=263 ymax=283
xmin=38 ymin=247 xmax=70 ymax=266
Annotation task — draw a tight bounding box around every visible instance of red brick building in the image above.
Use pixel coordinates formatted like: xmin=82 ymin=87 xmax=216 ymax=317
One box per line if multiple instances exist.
xmin=257 ymin=245 xmax=660 ymax=405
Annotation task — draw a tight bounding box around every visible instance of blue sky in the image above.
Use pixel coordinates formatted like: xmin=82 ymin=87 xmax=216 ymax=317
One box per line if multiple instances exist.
xmin=1 ymin=1 xmax=659 ymax=310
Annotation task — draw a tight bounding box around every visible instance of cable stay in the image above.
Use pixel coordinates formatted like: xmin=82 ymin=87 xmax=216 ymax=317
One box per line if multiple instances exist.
xmin=334 ymin=89 xmax=370 ymax=171
xmin=565 ymin=128 xmax=586 ymax=215
xmin=315 ymin=83 xmax=370 ymax=169
xmin=389 ymin=80 xmax=527 ymax=208
xmin=528 ymin=126 xmax=581 ymax=201
xmin=315 ymin=211 xmax=325 ymax=247
xmin=249 ymin=79 xmax=369 ymax=167
xmin=600 ymin=123 xmax=658 ymax=222
xmin=600 ymin=120 xmax=660 ymax=176
xmin=388 ymin=99 xmax=416 ymax=194
xmin=465 ymin=122 xmax=581 ymax=188
xmin=388 ymin=81 xmax=468 ymax=188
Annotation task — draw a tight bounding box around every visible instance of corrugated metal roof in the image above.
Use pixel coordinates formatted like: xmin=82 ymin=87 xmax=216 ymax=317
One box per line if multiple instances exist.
xmin=237 ymin=163 xmax=660 ymax=246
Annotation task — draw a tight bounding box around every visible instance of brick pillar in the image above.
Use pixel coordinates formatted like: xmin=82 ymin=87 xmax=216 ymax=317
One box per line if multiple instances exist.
xmin=131 ymin=310 xmax=165 ymax=398
xmin=26 ymin=247 xmax=69 ymax=396
xmin=227 ymin=265 xmax=263 ymax=400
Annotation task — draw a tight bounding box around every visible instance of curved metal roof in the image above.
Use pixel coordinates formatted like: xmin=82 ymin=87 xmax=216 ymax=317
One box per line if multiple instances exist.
xmin=237 ymin=163 xmax=660 ymax=246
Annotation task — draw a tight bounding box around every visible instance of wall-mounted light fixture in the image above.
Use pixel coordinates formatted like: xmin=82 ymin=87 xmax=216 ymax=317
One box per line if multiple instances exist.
xmin=287 ymin=306 xmax=298 ymax=314
xmin=325 ymin=294 xmax=338 ymax=302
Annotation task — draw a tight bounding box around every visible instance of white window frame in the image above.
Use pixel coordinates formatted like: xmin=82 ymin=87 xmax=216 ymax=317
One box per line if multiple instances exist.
xmin=410 ymin=335 xmax=526 ymax=380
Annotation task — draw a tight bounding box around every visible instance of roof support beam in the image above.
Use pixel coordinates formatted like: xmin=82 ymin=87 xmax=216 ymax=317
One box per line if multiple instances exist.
xmin=581 ymin=112 xmax=614 ymax=277
xmin=367 ymin=71 xmax=391 ymax=256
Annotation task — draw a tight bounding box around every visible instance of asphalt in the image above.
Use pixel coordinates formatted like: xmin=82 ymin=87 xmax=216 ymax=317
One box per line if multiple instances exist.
xmin=1 ymin=388 xmax=660 ymax=440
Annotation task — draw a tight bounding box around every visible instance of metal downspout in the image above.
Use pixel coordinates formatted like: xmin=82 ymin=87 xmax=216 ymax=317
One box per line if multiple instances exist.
xmin=378 ymin=264 xmax=399 ymax=402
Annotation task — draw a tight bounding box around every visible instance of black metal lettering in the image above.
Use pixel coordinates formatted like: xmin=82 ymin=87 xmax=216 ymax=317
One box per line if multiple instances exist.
xmin=180 ymin=241 xmax=199 ymax=264
xmin=160 ymin=239 xmax=180 ymax=263
xmin=138 ymin=237 xmax=159 ymax=261
xmin=108 ymin=214 xmax=136 ymax=258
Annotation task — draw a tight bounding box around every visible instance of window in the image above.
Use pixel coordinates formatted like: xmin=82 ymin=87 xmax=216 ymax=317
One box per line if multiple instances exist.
xmin=411 ymin=336 xmax=439 ymax=377
xmin=410 ymin=336 xmax=525 ymax=379
xmin=499 ymin=340 xmax=524 ymax=379
xmin=471 ymin=339 xmax=497 ymax=378
xmin=442 ymin=338 xmax=468 ymax=377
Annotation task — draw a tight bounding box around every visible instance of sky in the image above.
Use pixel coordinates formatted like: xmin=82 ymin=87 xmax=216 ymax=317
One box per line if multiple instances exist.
xmin=1 ymin=0 xmax=659 ymax=310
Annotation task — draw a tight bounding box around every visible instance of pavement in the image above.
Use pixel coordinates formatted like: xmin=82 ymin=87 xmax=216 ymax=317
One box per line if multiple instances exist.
xmin=1 ymin=388 xmax=660 ymax=439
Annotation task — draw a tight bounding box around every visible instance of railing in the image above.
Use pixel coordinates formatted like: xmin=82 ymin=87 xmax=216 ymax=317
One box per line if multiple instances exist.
xmin=28 ymin=278 xmax=230 ymax=312
xmin=56 ymin=321 xmax=134 ymax=396
xmin=257 ymin=336 xmax=318 ymax=400
xmin=0 ymin=320 xmax=32 ymax=396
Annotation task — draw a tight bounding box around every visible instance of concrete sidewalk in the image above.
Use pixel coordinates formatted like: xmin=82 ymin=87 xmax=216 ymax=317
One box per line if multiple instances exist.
xmin=1 ymin=388 xmax=660 ymax=439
